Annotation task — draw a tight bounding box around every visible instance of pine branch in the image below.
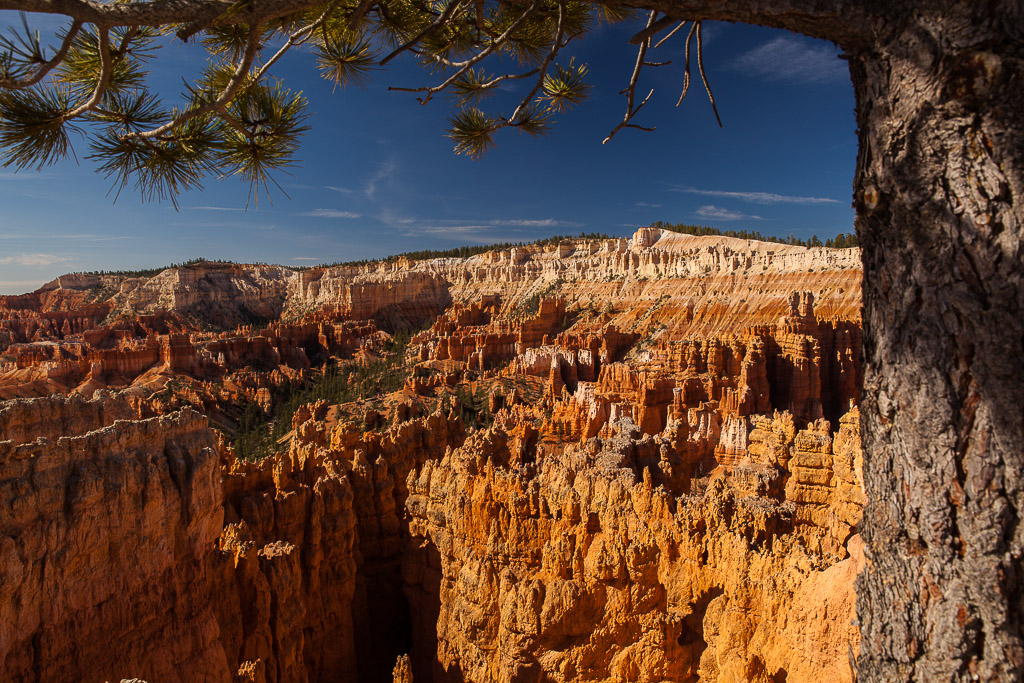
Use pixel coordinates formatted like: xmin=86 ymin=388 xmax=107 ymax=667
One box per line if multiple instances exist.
xmin=379 ymin=0 xmax=464 ymax=65
xmin=64 ymin=27 xmax=110 ymax=118
xmin=0 ymin=0 xmax=876 ymax=47
xmin=0 ymin=18 xmax=82 ymax=89
xmin=128 ymin=23 xmax=263 ymax=140
xmin=505 ymin=0 xmax=566 ymax=125
xmin=253 ymin=0 xmax=343 ymax=84
xmin=388 ymin=0 xmax=540 ymax=104
xmin=347 ymin=0 xmax=376 ymax=32
xmin=541 ymin=58 xmax=590 ymax=112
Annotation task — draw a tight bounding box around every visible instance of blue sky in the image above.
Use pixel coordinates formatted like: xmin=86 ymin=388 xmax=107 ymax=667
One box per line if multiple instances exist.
xmin=0 ymin=13 xmax=856 ymax=294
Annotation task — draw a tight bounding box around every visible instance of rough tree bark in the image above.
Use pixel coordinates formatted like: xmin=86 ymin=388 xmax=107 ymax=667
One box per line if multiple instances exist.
xmin=850 ymin=5 xmax=1024 ymax=680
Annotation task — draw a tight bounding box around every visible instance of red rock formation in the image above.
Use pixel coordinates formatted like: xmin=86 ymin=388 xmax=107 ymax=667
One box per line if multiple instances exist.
xmin=405 ymin=410 xmax=864 ymax=682
xmin=0 ymin=389 xmax=469 ymax=683
xmin=0 ymin=395 xmax=228 ymax=682
xmin=0 ymin=230 xmax=866 ymax=683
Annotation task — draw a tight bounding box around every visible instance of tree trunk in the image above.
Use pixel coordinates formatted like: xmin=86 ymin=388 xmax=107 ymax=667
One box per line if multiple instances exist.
xmin=851 ymin=5 xmax=1024 ymax=680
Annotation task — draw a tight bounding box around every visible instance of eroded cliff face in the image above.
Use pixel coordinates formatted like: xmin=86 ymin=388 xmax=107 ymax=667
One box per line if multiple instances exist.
xmin=1 ymin=228 xmax=857 ymax=339
xmin=0 ymin=393 xmax=227 ymax=682
xmin=405 ymin=410 xmax=864 ymax=682
xmin=0 ymin=229 xmax=865 ymax=682
xmin=0 ymin=391 xmax=464 ymax=682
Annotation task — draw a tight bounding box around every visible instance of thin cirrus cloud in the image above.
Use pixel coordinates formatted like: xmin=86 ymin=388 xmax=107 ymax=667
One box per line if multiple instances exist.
xmin=364 ymin=160 xmax=397 ymax=200
xmin=695 ymin=205 xmax=764 ymax=221
xmin=671 ymin=186 xmax=840 ymax=205
xmin=406 ymin=226 xmax=528 ymax=244
xmin=0 ymin=232 xmax=133 ymax=242
xmin=397 ymin=218 xmax=583 ymax=232
xmin=301 ymin=209 xmax=362 ymax=218
xmin=730 ymin=36 xmax=848 ymax=85
xmin=488 ymin=218 xmax=583 ymax=228
xmin=0 ymin=253 xmax=74 ymax=267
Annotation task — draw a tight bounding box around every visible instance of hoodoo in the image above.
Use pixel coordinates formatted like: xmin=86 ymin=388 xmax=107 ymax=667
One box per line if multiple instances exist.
xmin=0 ymin=229 xmax=864 ymax=682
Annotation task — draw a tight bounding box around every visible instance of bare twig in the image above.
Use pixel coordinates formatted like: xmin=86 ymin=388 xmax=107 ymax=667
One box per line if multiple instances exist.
xmin=480 ymin=67 xmax=539 ymax=88
xmin=380 ymin=0 xmax=465 ymax=65
xmin=65 ymin=27 xmax=111 ymax=118
xmin=653 ymin=20 xmax=686 ymax=49
xmin=0 ymin=19 xmax=82 ymax=89
xmin=696 ymin=22 xmax=722 ymax=126
xmin=673 ymin=21 xmax=721 ymax=125
xmin=676 ymin=21 xmax=697 ymax=106
xmin=602 ymin=10 xmax=657 ymax=144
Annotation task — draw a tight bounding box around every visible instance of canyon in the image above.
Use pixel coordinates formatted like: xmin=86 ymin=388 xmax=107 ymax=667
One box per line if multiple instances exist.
xmin=0 ymin=227 xmax=864 ymax=682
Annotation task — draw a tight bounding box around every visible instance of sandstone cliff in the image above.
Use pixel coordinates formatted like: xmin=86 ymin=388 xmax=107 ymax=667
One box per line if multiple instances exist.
xmin=0 ymin=394 xmax=227 ymax=682
xmin=0 ymin=228 xmax=865 ymax=683
xmin=2 ymin=228 xmax=858 ymax=332
xmin=403 ymin=409 xmax=864 ymax=682
xmin=0 ymin=390 xmax=468 ymax=682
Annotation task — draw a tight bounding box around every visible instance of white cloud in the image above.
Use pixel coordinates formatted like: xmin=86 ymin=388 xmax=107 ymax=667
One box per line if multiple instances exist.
xmin=301 ymin=209 xmax=362 ymax=218
xmin=672 ymin=186 xmax=840 ymax=205
xmin=430 ymin=233 xmax=527 ymax=244
xmin=0 ymin=232 xmax=133 ymax=242
xmin=392 ymin=217 xmax=583 ymax=243
xmin=488 ymin=218 xmax=583 ymax=227
xmin=695 ymin=205 xmax=764 ymax=221
xmin=326 ymin=186 xmax=355 ymax=194
xmin=635 ymin=202 xmax=663 ymax=208
xmin=365 ymin=160 xmax=397 ymax=200
xmin=0 ymin=253 xmax=74 ymax=267
xmin=418 ymin=225 xmax=492 ymax=234
xmin=731 ymin=36 xmax=848 ymax=85
xmin=402 ymin=224 xmax=527 ymax=244
xmin=61 ymin=233 xmax=137 ymax=241
xmin=168 ymin=221 xmax=276 ymax=230
xmin=393 ymin=217 xmax=582 ymax=232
